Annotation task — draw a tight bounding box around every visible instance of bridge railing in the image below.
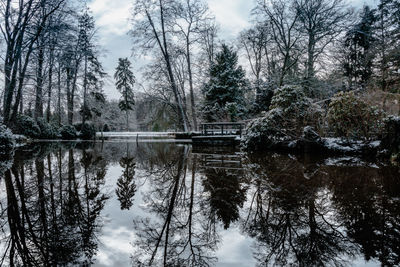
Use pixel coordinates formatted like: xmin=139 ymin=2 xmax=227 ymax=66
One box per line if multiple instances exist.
xmin=200 ymin=122 xmax=244 ymax=137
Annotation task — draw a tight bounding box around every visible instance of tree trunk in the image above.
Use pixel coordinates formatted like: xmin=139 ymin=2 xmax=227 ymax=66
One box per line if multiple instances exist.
xmin=82 ymin=54 xmax=88 ymax=125
xmin=126 ymin=110 xmax=129 ymax=131
xmin=186 ymin=39 xmax=198 ymax=131
xmin=66 ymin=68 xmax=73 ymax=125
xmin=34 ymin=41 xmax=44 ymax=120
xmin=57 ymin=63 xmax=62 ymax=126
xmin=307 ymin=35 xmax=315 ymax=80
xmin=47 ymin=45 xmax=55 ymax=122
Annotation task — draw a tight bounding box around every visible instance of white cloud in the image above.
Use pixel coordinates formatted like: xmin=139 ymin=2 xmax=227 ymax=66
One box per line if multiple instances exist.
xmin=208 ymin=0 xmax=253 ymax=40
xmin=89 ymin=0 xmax=132 ymax=36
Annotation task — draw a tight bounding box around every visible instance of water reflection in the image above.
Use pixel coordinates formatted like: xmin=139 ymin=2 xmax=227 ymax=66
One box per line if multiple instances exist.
xmin=1 ymin=143 xmax=108 ymax=266
xmin=0 ymin=142 xmax=399 ymax=266
xmin=116 ymin=144 xmax=136 ymax=210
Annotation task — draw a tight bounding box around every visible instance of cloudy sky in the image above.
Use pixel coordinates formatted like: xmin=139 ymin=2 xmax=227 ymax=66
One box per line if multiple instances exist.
xmin=88 ymin=0 xmax=378 ymax=100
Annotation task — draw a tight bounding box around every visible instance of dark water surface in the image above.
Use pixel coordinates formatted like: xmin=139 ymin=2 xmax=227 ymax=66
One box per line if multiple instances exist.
xmin=0 ymin=141 xmax=399 ymax=266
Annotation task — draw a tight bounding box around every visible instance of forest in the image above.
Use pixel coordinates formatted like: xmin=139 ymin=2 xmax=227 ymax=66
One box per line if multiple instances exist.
xmin=0 ymin=0 xmax=400 ymax=157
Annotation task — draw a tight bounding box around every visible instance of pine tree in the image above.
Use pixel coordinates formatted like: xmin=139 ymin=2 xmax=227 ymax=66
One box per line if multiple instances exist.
xmin=116 ymin=155 xmax=136 ymax=210
xmin=114 ymin=58 xmax=135 ymax=131
xmin=201 ymin=44 xmax=248 ymax=122
xmin=375 ymin=0 xmax=400 ymax=92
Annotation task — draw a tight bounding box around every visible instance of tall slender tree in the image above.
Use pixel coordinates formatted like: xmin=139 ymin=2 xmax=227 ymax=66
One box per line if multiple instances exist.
xmin=131 ymin=0 xmax=189 ymax=131
xmin=114 ymin=58 xmax=135 ymax=131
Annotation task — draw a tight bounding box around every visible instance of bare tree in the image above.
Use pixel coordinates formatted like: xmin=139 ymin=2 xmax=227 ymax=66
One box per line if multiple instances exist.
xmin=239 ymin=22 xmax=271 ymax=82
xmin=1 ymin=0 xmax=65 ymax=125
xmin=256 ymin=0 xmax=302 ymax=86
xmin=131 ymin=0 xmax=189 ymax=131
xmin=294 ymin=0 xmax=352 ymax=80
xmin=171 ymin=0 xmax=212 ymax=130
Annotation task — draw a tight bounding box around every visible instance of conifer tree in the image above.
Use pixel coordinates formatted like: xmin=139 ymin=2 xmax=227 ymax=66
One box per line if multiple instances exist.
xmin=201 ymin=44 xmax=248 ymax=122
xmin=114 ymin=58 xmax=135 ymax=131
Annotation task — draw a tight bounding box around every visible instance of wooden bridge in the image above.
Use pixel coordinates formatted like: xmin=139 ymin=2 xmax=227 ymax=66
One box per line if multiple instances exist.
xmin=96 ymin=122 xmax=246 ymax=146
xmin=192 ymin=122 xmax=245 ymax=146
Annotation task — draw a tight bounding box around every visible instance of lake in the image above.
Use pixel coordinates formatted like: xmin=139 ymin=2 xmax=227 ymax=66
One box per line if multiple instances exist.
xmin=0 ymin=141 xmax=399 ymax=266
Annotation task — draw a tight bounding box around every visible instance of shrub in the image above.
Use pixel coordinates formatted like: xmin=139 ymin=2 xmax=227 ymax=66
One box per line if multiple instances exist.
xmin=0 ymin=124 xmax=15 ymax=155
xmin=327 ymin=91 xmax=385 ymax=140
xmin=79 ymin=123 xmax=96 ymax=140
xmin=243 ymin=109 xmax=292 ymax=151
xmin=37 ymin=118 xmax=58 ymax=139
xmin=270 ymin=85 xmax=309 ymax=113
xmin=14 ymin=115 xmax=41 ymax=138
xmin=243 ymin=84 xmax=319 ymax=151
xmin=60 ymin=125 xmax=77 ymax=140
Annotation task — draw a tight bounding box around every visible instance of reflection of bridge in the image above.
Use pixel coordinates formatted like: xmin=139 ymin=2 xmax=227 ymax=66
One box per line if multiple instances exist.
xmin=194 ymin=152 xmax=244 ymax=172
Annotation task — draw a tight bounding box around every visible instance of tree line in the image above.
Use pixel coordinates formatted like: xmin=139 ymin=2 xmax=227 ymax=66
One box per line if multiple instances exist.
xmin=1 ymin=0 xmax=399 ymax=134
xmin=0 ymin=0 xmax=106 ymax=136
xmin=132 ymin=0 xmax=400 ymax=131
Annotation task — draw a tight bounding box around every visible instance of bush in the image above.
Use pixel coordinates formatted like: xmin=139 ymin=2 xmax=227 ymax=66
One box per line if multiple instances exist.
xmin=13 ymin=115 xmax=41 ymax=138
xmin=37 ymin=118 xmax=58 ymax=139
xmin=327 ymin=91 xmax=385 ymax=140
xmin=79 ymin=123 xmax=96 ymax=140
xmin=270 ymin=85 xmax=308 ymax=112
xmin=60 ymin=125 xmax=77 ymax=140
xmin=243 ymin=84 xmax=319 ymax=151
xmin=243 ymin=109 xmax=292 ymax=151
xmin=0 ymin=124 xmax=15 ymax=155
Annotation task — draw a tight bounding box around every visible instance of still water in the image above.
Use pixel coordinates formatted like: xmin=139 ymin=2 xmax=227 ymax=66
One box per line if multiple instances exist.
xmin=0 ymin=141 xmax=399 ymax=266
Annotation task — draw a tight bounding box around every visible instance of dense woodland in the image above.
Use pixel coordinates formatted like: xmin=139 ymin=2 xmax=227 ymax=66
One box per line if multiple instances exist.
xmin=0 ymin=0 xmax=399 ymax=143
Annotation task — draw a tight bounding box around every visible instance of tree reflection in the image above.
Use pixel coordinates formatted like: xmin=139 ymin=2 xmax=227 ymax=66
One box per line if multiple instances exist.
xmin=328 ymin=164 xmax=400 ymax=266
xmin=202 ymin=168 xmax=247 ymax=229
xmin=243 ymin=154 xmax=356 ymax=267
xmin=0 ymin=144 xmax=109 ymax=266
xmin=132 ymin=147 xmax=218 ymax=267
xmin=116 ymin=144 xmax=136 ymax=210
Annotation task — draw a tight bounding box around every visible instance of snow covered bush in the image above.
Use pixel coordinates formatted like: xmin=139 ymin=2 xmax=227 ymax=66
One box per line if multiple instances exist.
xmin=327 ymin=91 xmax=385 ymax=140
xmin=0 ymin=124 xmax=15 ymax=155
xmin=243 ymin=109 xmax=293 ymax=151
xmin=13 ymin=115 xmax=41 ymax=138
xmin=243 ymin=84 xmax=320 ymax=151
xmin=37 ymin=118 xmax=58 ymax=139
xmin=270 ymin=85 xmax=309 ymax=113
xmin=60 ymin=125 xmax=77 ymax=140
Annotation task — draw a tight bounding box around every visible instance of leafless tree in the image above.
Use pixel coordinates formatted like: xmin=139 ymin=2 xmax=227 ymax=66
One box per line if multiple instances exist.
xmin=294 ymin=0 xmax=353 ymax=80
xmin=255 ymin=0 xmax=302 ymax=86
xmin=131 ymin=0 xmax=189 ymax=131
xmin=1 ymin=0 xmax=66 ymax=125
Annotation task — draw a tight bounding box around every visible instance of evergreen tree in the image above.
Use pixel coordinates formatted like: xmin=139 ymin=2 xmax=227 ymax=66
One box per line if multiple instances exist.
xmin=343 ymin=6 xmax=376 ymax=89
xmin=201 ymin=44 xmax=248 ymax=122
xmin=375 ymin=0 xmax=400 ymax=91
xmin=114 ymin=58 xmax=135 ymax=131
xmin=116 ymin=155 xmax=136 ymax=210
